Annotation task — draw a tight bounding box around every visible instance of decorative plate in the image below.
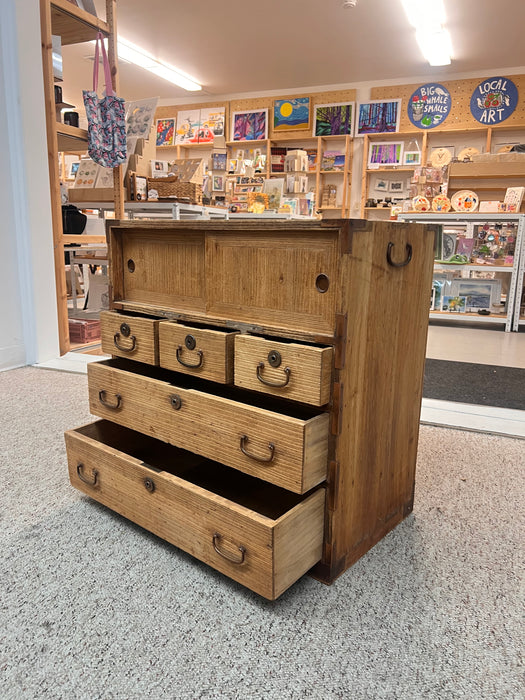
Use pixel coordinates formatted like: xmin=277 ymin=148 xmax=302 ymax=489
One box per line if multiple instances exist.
xmin=457 ymin=146 xmax=480 ymax=161
xmin=451 ymin=190 xmax=479 ymax=212
xmin=497 ymin=144 xmax=514 ymax=153
xmin=432 ymin=194 xmax=452 ymax=212
xmin=430 ymin=147 xmax=453 ymax=168
xmin=412 ymin=195 xmax=431 ymax=212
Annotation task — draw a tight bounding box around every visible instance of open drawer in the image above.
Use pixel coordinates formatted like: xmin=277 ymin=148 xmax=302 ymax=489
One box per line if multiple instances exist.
xmin=65 ymin=420 xmax=325 ymax=600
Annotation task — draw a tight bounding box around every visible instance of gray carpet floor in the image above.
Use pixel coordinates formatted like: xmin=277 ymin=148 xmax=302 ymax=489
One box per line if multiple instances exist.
xmin=0 ymin=366 xmax=523 ymax=700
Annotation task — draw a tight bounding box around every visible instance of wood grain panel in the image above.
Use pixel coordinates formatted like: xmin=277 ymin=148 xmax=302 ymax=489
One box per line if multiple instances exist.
xmin=206 ymin=231 xmax=339 ymax=335
xmin=100 ymin=311 xmax=159 ymax=365
xmin=87 ymin=360 xmax=329 ymax=493
xmin=65 ymin=422 xmax=324 ymax=599
xmin=234 ymin=334 xmax=333 ymax=405
xmin=159 ymin=322 xmax=238 ymax=383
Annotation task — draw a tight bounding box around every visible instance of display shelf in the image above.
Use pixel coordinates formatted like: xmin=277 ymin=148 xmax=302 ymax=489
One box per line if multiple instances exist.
xmin=429 ymin=311 xmax=507 ymax=325
xmin=51 ymin=0 xmax=109 ymax=43
xmin=56 ymin=123 xmax=88 ymax=151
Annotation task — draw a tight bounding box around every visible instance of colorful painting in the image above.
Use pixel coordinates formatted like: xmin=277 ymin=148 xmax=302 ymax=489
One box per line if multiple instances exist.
xmin=470 ymin=77 xmax=518 ymax=125
xmin=199 ymin=106 xmax=225 ymax=139
xmin=231 ymin=109 xmax=268 ymax=141
xmin=175 ymin=109 xmax=200 ymax=145
xmin=356 ymin=99 xmax=401 ymax=136
xmin=367 ymin=141 xmax=404 ymax=167
xmin=313 ymin=102 xmax=354 ymax=136
xmin=273 ymin=98 xmax=310 ymax=132
xmin=408 ymin=83 xmax=451 ymax=129
xmin=155 ymin=118 xmax=175 ymax=147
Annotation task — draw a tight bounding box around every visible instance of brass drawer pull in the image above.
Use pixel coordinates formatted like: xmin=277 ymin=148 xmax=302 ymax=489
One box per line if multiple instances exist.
xmin=76 ymin=462 xmax=98 ymax=487
xmin=256 ymin=362 xmax=291 ymax=388
xmin=387 ymin=241 xmax=412 ymax=268
xmin=98 ymin=390 xmax=122 ymax=409
xmin=240 ymin=434 xmax=275 ymax=463
xmin=213 ymin=533 xmax=246 ymax=565
xmin=113 ymin=332 xmax=137 ymax=353
xmin=176 ymin=346 xmax=203 ymax=368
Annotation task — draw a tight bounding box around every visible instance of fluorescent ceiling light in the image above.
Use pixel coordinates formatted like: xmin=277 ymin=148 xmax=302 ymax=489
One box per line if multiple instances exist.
xmin=401 ymin=0 xmax=446 ymax=28
xmin=416 ymin=28 xmax=452 ymax=66
xmin=117 ymin=37 xmax=201 ymax=91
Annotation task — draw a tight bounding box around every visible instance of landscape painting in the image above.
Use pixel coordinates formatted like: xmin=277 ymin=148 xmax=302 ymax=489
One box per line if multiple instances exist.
xmin=231 ymin=109 xmax=268 ymax=141
xmin=273 ymin=98 xmax=310 ymax=132
xmin=313 ymin=102 xmax=354 ymax=136
xmin=356 ymin=99 xmax=401 ymax=135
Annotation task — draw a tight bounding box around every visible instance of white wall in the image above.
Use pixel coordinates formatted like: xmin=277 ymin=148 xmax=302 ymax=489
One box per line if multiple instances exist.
xmin=0 ymin=0 xmax=59 ymax=371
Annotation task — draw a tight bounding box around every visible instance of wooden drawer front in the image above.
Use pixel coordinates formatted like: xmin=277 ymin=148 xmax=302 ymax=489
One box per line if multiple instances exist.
xmin=159 ymin=322 xmax=238 ymax=384
xmin=87 ymin=360 xmax=329 ymax=493
xmin=65 ymin=421 xmax=325 ymax=600
xmin=100 ymin=311 xmax=159 ymax=364
xmin=234 ymin=335 xmax=333 ymax=406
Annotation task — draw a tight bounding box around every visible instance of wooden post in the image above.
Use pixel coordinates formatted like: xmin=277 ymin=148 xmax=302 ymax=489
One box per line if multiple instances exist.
xmin=106 ymin=0 xmax=124 ymax=219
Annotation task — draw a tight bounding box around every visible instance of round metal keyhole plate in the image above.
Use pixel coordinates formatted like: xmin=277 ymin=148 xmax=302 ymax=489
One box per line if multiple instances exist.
xmin=127 ymin=259 xmax=135 ymax=273
xmin=185 ymin=334 xmax=196 ymax=351
xmin=120 ymin=322 xmax=131 ymax=337
xmin=268 ymin=350 xmax=282 ymax=368
xmin=170 ymin=394 xmax=182 ymax=410
xmin=315 ymin=274 xmax=329 ymax=293
xmin=144 ymin=477 xmax=155 ymax=493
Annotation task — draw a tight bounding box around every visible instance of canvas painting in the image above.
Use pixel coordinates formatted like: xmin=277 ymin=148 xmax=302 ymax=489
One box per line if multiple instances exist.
xmin=156 ymin=118 xmax=175 ymax=147
xmin=273 ymin=98 xmax=310 ymax=132
xmin=199 ymin=107 xmax=226 ymax=139
xmin=231 ymin=109 xmax=268 ymax=141
xmin=356 ymin=99 xmax=401 ymax=136
xmin=367 ymin=141 xmax=404 ymax=167
xmin=313 ymin=102 xmax=354 ymax=136
xmin=175 ymin=109 xmax=201 ymax=145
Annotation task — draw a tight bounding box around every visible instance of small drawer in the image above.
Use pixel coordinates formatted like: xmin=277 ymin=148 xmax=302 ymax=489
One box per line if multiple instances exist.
xmin=88 ymin=359 xmax=329 ymax=494
xmin=65 ymin=420 xmax=325 ymax=600
xmin=100 ymin=311 xmax=159 ymax=365
xmin=234 ymin=335 xmax=333 ymax=406
xmin=159 ymin=322 xmax=238 ymax=384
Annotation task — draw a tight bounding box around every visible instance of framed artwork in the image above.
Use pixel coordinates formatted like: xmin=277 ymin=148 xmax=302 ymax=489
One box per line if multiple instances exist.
xmin=212 ymin=175 xmax=224 ymax=191
xmin=175 ymin=109 xmax=200 ymax=145
xmin=231 ymin=109 xmax=268 ymax=141
xmin=199 ymin=107 xmax=226 ymax=139
xmin=404 ymin=151 xmax=421 ymax=166
xmin=356 ymin=99 xmax=401 ymax=136
xmin=450 ymin=279 xmax=502 ymax=308
xmin=441 ymin=232 xmax=457 ymax=260
xmin=273 ymin=98 xmax=310 ymax=132
xmin=68 ymin=161 xmax=80 ymax=179
xmin=313 ymin=102 xmax=354 ymax=136
xmin=441 ymin=296 xmax=467 ymax=313
xmin=375 ymin=179 xmax=388 ymax=193
xmin=156 ymin=118 xmax=175 ymax=147
xmin=367 ymin=141 xmax=404 ymax=167
xmin=126 ymin=97 xmax=159 ymax=139
xmin=389 ymin=180 xmax=404 ymax=194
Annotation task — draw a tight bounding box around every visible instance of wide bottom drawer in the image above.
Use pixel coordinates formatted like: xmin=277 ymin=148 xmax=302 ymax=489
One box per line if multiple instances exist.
xmin=65 ymin=420 xmax=325 ymax=600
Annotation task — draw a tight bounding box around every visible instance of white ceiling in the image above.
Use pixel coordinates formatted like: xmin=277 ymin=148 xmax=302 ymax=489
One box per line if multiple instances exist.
xmin=61 ymin=0 xmax=525 ymax=109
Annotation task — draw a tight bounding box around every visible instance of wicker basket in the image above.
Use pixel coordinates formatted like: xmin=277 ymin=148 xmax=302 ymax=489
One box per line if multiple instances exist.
xmin=147 ymin=177 xmax=203 ymax=205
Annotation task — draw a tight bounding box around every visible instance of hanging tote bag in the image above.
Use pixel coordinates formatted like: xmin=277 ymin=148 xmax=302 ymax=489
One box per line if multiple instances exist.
xmin=83 ymin=32 xmax=127 ymax=168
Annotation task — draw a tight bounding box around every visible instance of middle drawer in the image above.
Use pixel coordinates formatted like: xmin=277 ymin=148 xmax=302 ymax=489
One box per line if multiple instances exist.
xmin=87 ymin=359 xmax=329 ymax=494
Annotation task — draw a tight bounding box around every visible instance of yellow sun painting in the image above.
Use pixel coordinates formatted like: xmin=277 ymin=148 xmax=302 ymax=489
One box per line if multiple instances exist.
xmin=273 ymin=97 xmax=310 ymax=132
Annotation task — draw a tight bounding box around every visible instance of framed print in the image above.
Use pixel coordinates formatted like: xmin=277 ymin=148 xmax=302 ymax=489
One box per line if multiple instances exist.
xmin=273 ymin=98 xmax=310 ymax=132
xmin=175 ymin=109 xmax=200 ymax=145
xmin=450 ymin=279 xmax=502 ymax=309
xmin=231 ymin=109 xmax=268 ymax=141
xmin=68 ymin=161 xmax=80 ymax=179
xmin=313 ymin=102 xmax=354 ymax=136
xmin=367 ymin=141 xmax=404 ymax=167
xmin=404 ymin=151 xmax=421 ymax=166
xmin=356 ymin=99 xmax=401 ymax=136
xmin=212 ymin=175 xmax=224 ymax=191
xmin=156 ymin=118 xmax=175 ymax=147
xmin=389 ymin=180 xmax=405 ymax=194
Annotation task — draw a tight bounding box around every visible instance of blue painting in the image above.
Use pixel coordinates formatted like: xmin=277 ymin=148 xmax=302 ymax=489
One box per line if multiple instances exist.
xmin=408 ymin=83 xmax=451 ymax=129
xmin=356 ymin=100 xmax=401 ymax=135
xmin=470 ymin=77 xmax=518 ymax=124
xmin=273 ymin=98 xmax=310 ymax=132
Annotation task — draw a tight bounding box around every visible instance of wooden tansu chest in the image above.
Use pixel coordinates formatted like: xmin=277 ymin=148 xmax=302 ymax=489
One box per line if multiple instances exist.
xmin=64 ymin=219 xmax=435 ymax=599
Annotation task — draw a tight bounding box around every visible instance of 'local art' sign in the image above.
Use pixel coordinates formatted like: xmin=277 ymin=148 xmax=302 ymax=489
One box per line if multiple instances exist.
xmin=470 ymin=77 xmax=518 ymax=124
xmin=408 ymin=83 xmax=451 ymax=129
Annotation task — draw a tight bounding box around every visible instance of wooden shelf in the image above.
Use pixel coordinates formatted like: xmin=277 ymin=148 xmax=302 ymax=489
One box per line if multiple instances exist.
xmin=56 ymin=122 xmax=88 ymax=151
xmin=320 ymin=170 xmax=344 ymax=175
xmin=51 ymin=0 xmax=109 ymax=44
xmin=319 ymin=206 xmax=342 ymax=210
xmin=366 ymin=167 xmax=414 ymax=173
xmin=449 ymin=160 xmax=525 ymax=178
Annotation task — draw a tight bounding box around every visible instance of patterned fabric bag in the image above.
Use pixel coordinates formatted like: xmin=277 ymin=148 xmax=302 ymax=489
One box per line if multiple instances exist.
xmin=82 ymin=32 xmax=126 ymax=168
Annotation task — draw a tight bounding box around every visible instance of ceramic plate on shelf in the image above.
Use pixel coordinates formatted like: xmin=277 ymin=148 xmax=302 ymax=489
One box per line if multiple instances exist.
xmin=412 ymin=195 xmax=431 ymax=212
xmin=457 ymin=146 xmax=480 ymax=161
xmin=451 ymin=190 xmax=479 ymax=212
xmin=432 ymin=194 xmax=451 ymax=212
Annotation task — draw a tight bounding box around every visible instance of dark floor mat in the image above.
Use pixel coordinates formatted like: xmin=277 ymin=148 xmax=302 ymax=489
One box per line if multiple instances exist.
xmin=423 ymin=359 xmax=525 ymax=410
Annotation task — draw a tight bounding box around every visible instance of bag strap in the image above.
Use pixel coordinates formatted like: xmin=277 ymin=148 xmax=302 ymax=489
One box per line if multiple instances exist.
xmin=93 ymin=31 xmax=114 ymax=96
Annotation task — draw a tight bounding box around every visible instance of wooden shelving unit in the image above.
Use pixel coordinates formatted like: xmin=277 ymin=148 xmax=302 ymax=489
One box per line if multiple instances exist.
xmin=40 ymin=0 xmax=124 ymax=354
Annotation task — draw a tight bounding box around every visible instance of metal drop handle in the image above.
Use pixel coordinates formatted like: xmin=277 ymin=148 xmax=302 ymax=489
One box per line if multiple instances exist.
xmin=387 ymin=241 xmax=412 ymax=267
xmin=77 ymin=462 xmax=98 ymax=486
xmin=213 ymin=533 xmax=246 ymax=565
xmin=240 ymin=434 xmax=275 ymax=463
xmin=176 ymin=346 xmax=204 ymax=368
xmin=113 ymin=332 xmax=137 ymax=352
xmin=98 ymin=390 xmax=122 ymax=409
xmin=256 ymin=362 xmax=291 ymax=388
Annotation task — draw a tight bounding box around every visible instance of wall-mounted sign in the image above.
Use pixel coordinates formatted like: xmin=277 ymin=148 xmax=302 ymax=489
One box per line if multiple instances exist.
xmin=408 ymin=83 xmax=451 ymax=129
xmin=470 ymin=77 xmax=518 ymax=124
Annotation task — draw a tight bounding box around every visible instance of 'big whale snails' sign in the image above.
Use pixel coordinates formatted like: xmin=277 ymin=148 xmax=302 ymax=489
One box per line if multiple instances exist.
xmin=470 ymin=77 xmax=518 ymax=124
xmin=408 ymin=83 xmax=451 ymax=129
